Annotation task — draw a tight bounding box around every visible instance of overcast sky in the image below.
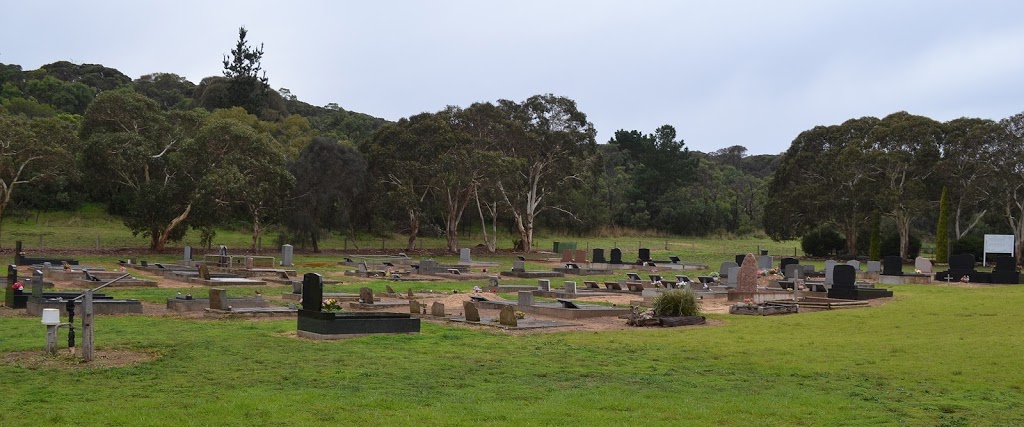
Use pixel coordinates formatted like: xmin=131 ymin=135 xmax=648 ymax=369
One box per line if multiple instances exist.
xmin=3 ymin=1 xmax=1023 ymax=154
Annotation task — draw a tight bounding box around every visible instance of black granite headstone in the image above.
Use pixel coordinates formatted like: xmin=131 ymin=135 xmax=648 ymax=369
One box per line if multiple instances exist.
xmin=832 ymin=265 xmax=856 ymax=288
xmin=882 ymin=256 xmax=903 ymax=276
xmin=638 ymin=248 xmax=651 ymax=262
xmin=995 ymin=256 xmax=1016 ymax=272
xmin=949 ymin=254 xmax=975 ymax=271
xmin=301 ymin=273 xmax=323 ymax=312
xmin=610 ymin=248 xmax=622 ymax=264
xmin=592 ymin=249 xmax=606 ymax=263
xmin=735 ymin=254 xmax=745 ymax=266
xmin=779 ymin=257 xmax=799 ymax=274
xmin=991 ymin=255 xmax=1020 ymax=284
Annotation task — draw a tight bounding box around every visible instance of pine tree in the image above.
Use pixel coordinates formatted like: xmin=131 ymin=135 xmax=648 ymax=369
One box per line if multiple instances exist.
xmin=222 ymin=26 xmax=269 ymax=115
xmin=936 ymin=186 xmax=950 ymax=263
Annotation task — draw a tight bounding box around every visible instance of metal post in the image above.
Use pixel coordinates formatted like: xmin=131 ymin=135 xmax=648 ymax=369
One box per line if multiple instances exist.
xmin=65 ymin=300 xmax=75 ymax=349
xmin=45 ymin=325 xmax=58 ymax=354
xmin=82 ymin=290 xmax=94 ymax=362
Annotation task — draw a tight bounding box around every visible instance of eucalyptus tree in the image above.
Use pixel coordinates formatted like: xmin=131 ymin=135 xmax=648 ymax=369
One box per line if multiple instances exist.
xmin=993 ymin=112 xmax=1024 ymax=263
xmin=939 ymin=117 xmax=1001 ymax=239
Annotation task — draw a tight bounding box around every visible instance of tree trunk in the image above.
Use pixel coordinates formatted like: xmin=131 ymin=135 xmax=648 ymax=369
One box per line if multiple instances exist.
xmin=513 ymin=212 xmax=529 ymax=252
xmin=311 ymin=230 xmax=320 ymax=253
xmin=250 ymin=213 xmax=261 ymax=250
xmin=895 ymin=210 xmax=910 ymax=260
xmin=154 ymin=204 xmax=193 ymax=251
xmin=406 ymin=208 xmax=419 ymax=252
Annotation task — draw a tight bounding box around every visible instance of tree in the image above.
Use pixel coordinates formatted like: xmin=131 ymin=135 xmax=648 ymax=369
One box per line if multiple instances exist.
xmin=608 ymin=125 xmax=698 ymax=229
xmin=494 ymin=94 xmax=597 ymax=252
xmin=133 ymin=73 xmax=196 ymax=110
xmin=288 ymin=137 xmax=366 ymax=252
xmin=939 ymin=118 xmax=1001 ymax=239
xmin=936 ymin=186 xmax=950 ymax=263
xmin=868 ymin=211 xmax=882 ymax=260
xmin=222 ymin=27 xmax=272 ymax=117
xmin=0 ymin=113 xmax=77 ymax=246
xmin=994 ymin=112 xmax=1024 ymax=264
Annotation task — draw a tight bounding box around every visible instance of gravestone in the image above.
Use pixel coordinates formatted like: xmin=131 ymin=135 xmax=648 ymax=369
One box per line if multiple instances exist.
xmin=727 ymin=267 xmax=740 ymax=287
xmin=301 ymin=273 xmax=323 ymax=312
xmin=32 ymin=269 xmax=43 ymax=299
xmin=538 ymin=279 xmax=551 ymax=292
xmin=784 ymin=264 xmax=803 ymax=280
xmin=719 ymin=262 xmax=738 ymax=278
xmin=431 ymin=302 xmax=445 ymax=317
xmin=735 ymin=254 xmax=746 ymax=266
xmin=4 ymin=265 xmax=16 ymax=308
xmin=359 ymin=287 xmax=374 ymax=304
xmin=512 ymin=260 xmax=526 ymax=272
xmin=575 ymin=249 xmax=587 ymax=263
xmin=803 ymin=265 xmax=814 ymax=275
xmin=561 ymin=250 xmax=573 ymax=263
xmin=409 ymin=300 xmax=421 ymax=314
xmin=183 ymin=246 xmax=192 ymax=262
xmin=209 ymin=288 xmax=227 ymax=310
xmin=991 ymin=256 xmax=1020 ymax=284
xmin=218 ymin=245 xmax=229 ymax=267
xmin=914 ymin=257 xmax=932 ymax=274
xmin=832 ymin=265 xmax=856 ymax=288
xmin=592 ymin=249 xmax=606 ymax=263
xmin=610 ymin=248 xmax=623 ymax=264
xmin=460 ymin=248 xmax=472 ymax=264
xmin=867 ymin=261 xmax=881 ymax=273
xmin=779 ymin=257 xmax=799 ymax=275
xmin=736 ymin=254 xmax=758 ymax=293
xmin=847 ymin=260 xmax=861 ymax=271
xmin=882 ymin=256 xmax=903 ymax=276
xmin=995 ymin=256 xmax=1016 ymax=272
xmin=824 ymin=260 xmax=838 ymax=284
xmin=638 ymin=248 xmax=651 ymax=262
xmin=949 ymin=253 xmax=976 ymax=271
xmin=198 ymin=264 xmax=211 ymax=280
xmin=385 ymin=285 xmax=396 ymax=295
xmin=244 ymin=256 xmax=254 ymax=269
xmin=518 ymin=291 xmax=534 ymax=306
xmin=281 ymin=244 xmax=293 ymax=267
xmin=407 ymin=288 xmax=414 ymax=298
xmin=758 ymin=255 xmax=772 ymax=270
xmin=564 ymin=281 xmax=577 ymax=294
xmin=463 ymin=301 xmax=480 ymax=321
xmin=488 ymin=276 xmax=500 ymax=288
xmin=499 ymin=306 xmax=518 ymax=327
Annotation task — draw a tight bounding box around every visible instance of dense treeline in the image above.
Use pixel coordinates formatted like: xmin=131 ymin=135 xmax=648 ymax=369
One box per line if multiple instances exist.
xmin=0 ymin=28 xmax=778 ymax=252
xmin=766 ymin=112 xmax=1024 ymax=264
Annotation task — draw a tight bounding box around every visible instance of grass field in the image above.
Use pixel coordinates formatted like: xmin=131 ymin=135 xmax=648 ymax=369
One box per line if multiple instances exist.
xmin=2 ymin=207 xmax=1018 ymax=426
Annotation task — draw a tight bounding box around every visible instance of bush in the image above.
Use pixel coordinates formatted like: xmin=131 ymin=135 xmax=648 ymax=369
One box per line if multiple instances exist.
xmin=880 ymin=232 xmax=922 ymax=259
xmin=653 ymin=289 xmax=701 ymax=317
xmin=801 ymin=226 xmax=846 ymax=257
xmin=952 ymin=235 xmax=984 ymax=261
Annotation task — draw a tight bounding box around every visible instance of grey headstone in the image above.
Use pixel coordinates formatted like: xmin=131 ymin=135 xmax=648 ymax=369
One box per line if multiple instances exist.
xmin=209 ymin=288 xmax=227 ymax=310
xmin=359 ymin=287 xmax=374 ymax=304
xmin=847 ymin=260 xmax=861 ymax=271
xmin=198 ymin=264 xmax=211 ymax=280
xmin=407 ymin=288 xmax=414 ymax=298
xmin=727 ymin=267 xmax=739 ymax=286
xmin=867 ymin=261 xmax=881 ymax=273
xmin=719 ymin=262 xmax=738 ymax=278
xmin=291 ymin=280 xmax=302 ymax=294
xmin=460 ymin=248 xmax=472 ymax=263
xmin=538 ymin=279 xmax=550 ymax=292
xmin=512 ymin=260 xmax=526 ymax=272
xmin=758 ymin=255 xmax=772 ymax=270
xmin=499 ymin=306 xmax=518 ymax=327
xmin=183 ymin=246 xmax=192 ymax=261
xmin=244 ymin=256 xmax=254 ymax=269
xmin=385 ymin=285 xmax=396 ymax=295
xmin=431 ymin=302 xmax=445 ymax=317
xmin=824 ymin=260 xmax=838 ymax=284
xmin=488 ymin=276 xmax=500 ymax=288
xmin=409 ymin=300 xmax=421 ymax=314
xmin=784 ymin=264 xmax=803 ymax=280
xmin=803 ymin=265 xmax=814 ymax=274
xmin=564 ymin=281 xmax=577 ymax=294
xmin=281 ymin=244 xmax=293 ymax=267
xmin=32 ymin=269 xmax=43 ymax=298
xmin=914 ymin=257 xmax=932 ymax=274
xmin=518 ymin=291 xmax=534 ymax=306
xmin=463 ymin=301 xmax=480 ymax=321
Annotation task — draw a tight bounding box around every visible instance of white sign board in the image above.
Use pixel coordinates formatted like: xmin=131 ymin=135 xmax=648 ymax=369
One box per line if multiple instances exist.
xmin=984 ymin=234 xmax=1015 ymax=255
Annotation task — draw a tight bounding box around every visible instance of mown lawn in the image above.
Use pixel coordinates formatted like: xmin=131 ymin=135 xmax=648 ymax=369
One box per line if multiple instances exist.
xmin=2 ymin=282 xmax=1023 ymax=426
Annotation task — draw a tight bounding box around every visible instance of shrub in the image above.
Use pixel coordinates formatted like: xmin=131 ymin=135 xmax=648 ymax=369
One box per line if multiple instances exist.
xmin=801 ymin=226 xmax=846 ymax=257
xmin=653 ymin=289 xmax=701 ymax=317
xmin=952 ymin=235 xmax=984 ymax=261
xmin=880 ymin=232 xmax=922 ymax=259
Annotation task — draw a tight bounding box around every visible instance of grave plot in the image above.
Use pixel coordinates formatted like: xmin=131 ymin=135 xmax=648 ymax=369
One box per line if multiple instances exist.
xmin=297 ymin=273 xmax=420 ymax=339
xmin=7 ymin=267 xmax=144 ymax=315
xmin=448 ymin=302 xmax=576 ymax=329
xmin=879 ymin=256 xmax=932 ymax=284
xmin=183 ymin=264 xmax=267 ymax=286
xmin=500 ymin=256 xmax=565 ymax=278
xmin=166 ymin=288 xmax=271 ymax=312
xmin=72 ymin=270 xmax=158 ymax=288
xmin=13 ymin=240 xmax=78 ymax=267
xmin=347 ymin=287 xmax=410 ymax=310
xmin=827 ymin=265 xmax=893 ymax=300
xmin=202 ymin=288 xmax=296 ymax=318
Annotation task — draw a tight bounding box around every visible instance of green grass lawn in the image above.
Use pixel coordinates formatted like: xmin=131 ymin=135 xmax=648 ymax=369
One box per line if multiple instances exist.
xmin=2 ymin=282 xmax=1024 ymax=426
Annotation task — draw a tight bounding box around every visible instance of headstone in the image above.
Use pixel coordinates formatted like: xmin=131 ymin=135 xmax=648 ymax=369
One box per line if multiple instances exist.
xmin=218 ymin=245 xmax=228 ymax=267
xmin=882 ymin=256 xmax=903 ymax=276
xmin=198 ymin=263 xmax=211 ymax=280
xmin=512 ymin=260 xmax=526 ymax=272
xmin=867 ymin=261 xmax=881 ymax=273
xmin=824 ymin=260 xmax=838 ymax=284
xmin=803 ymin=265 xmax=814 ymax=275
xmin=727 ymin=267 xmax=740 ymax=287
xmin=183 ymin=246 xmax=192 ymax=261
xmin=560 ymin=250 xmax=573 ymax=263
xmin=784 ymin=264 xmax=803 ymax=280
xmin=832 ymin=265 xmax=856 ymax=287
xmin=292 ymin=280 xmax=303 ymax=294
xmin=463 ymin=301 xmax=480 ymax=322
xmin=32 ymin=269 xmax=44 ymax=299
xmin=431 ymin=302 xmax=445 ymax=317
xmin=949 ymin=253 xmax=976 ymax=271
xmin=281 ymin=244 xmax=293 ymax=267
xmin=592 ymin=249 xmax=606 ymax=263
xmin=244 ymin=256 xmax=254 ymax=269
xmin=209 ymin=288 xmax=228 ymax=310
xmin=719 ymin=262 xmax=738 ymax=278
xmin=538 ymin=279 xmax=550 ymax=292
xmin=499 ymin=306 xmax=518 ymax=327
xmin=575 ymin=249 xmax=587 ymax=263
xmin=564 ymin=281 xmax=577 ymax=294
xmin=914 ymin=257 xmax=932 ymax=274
xmin=758 ymin=255 xmax=772 ymax=270
xmin=995 ymin=256 xmax=1016 ymax=272
xmin=407 ymin=288 xmax=414 ymax=298
xmin=359 ymin=287 xmax=374 ymax=304
xmin=409 ymin=300 xmax=421 ymax=314
xmin=779 ymin=257 xmax=799 ymax=275
xmin=736 ymin=254 xmax=758 ymax=292
xmin=301 ymin=273 xmax=323 ymax=312
xmin=385 ymin=285 xmax=396 ymax=295
xmin=735 ymin=254 xmax=745 ymax=266
xmin=638 ymin=248 xmax=651 ymax=262
xmin=518 ymin=291 xmax=534 ymax=306
xmin=460 ymin=248 xmax=472 ymax=264
xmin=847 ymin=260 xmax=861 ymax=271
xmin=4 ymin=265 xmax=15 ymax=308
xmin=610 ymin=248 xmax=623 ymax=264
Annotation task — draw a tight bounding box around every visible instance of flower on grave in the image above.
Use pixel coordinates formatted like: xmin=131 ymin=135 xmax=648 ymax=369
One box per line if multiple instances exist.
xmin=472 ymin=286 xmax=482 ymax=293
xmin=960 ymin=275 xmax=970 ymax=283
xmin=915 ymin=269 xmax=922 ymax=274
xmin=742 ymin=298 xmax=755 ymax=307
xmin=12 ymin=281 xmax=24 ymax=291
xmin=769 ymin=268 xmax=779 ymax=275
xmin=514 ymin=311 xmax=526 ymax=319
xmin=322 ymin=298 xmax=344 ymax=313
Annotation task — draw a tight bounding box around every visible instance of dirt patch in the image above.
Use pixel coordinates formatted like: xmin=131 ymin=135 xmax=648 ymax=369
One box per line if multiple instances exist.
xmin=2 ymin=349 xmax=160 ymax=369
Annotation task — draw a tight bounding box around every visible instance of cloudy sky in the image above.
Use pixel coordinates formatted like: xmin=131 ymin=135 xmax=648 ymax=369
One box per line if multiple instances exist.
xmin=3 ymin=0 xmax=1023 ymax=154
